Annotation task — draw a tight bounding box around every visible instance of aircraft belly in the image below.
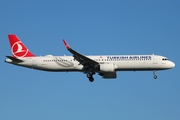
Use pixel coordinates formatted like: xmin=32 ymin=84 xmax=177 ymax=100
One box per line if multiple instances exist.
xmin=17 ymin=58 xmax=33 ymax=68
xmin=116 ymin=61 xmax=154 ymax=70
xmin=39 ymin=64 xmax=70 ymax=70
xmin=36 ymin=61 xmax=78 ymax=71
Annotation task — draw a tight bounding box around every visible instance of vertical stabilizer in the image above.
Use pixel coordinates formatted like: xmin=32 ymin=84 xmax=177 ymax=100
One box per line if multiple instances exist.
xmin=8 ymin=34 xmax=35 ymax=58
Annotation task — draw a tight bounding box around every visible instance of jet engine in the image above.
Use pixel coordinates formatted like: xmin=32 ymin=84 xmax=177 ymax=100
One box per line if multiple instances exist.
xmin=99 ymin=63 xmax=116 ymax=72
xmin=99 ymin=72 xmax=117 ymax=78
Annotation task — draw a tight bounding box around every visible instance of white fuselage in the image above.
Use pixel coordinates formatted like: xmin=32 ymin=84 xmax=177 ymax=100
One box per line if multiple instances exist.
xmin=5 ymin=54 xmax=175 ymax=72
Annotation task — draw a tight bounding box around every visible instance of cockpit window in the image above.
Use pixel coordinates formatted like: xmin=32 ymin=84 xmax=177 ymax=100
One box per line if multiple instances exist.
xmin=162 ymin=58 xmax=169 ymax=61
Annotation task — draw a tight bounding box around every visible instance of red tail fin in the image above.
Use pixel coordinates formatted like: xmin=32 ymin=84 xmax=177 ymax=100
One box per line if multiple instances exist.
xmin=8 ymin=34 xmax=35 ymax=58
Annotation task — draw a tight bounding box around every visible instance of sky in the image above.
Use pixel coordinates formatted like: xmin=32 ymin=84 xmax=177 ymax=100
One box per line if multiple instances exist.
xmin=0 ymin=0 xmax=180 ymax=120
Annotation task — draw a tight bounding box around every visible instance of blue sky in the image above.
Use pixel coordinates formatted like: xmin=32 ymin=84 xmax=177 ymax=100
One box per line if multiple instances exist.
xmin=0 ymin=0 xmax=180 ymax=120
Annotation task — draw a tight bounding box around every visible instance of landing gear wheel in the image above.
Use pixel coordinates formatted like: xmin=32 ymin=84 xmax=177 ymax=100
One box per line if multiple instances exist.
xmin=89 ymin=77 xmax=94 ymax=82
xmin=86 ymin=72 xmax=95 ymax=82
xmin=87 ymin=73 xmax=92 ymax=78
xmin=153 ymin=70 xmax=157 ymax=79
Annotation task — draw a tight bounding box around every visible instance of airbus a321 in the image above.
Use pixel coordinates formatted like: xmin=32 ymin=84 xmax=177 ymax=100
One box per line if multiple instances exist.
xmin=5 ymin=34 xmax=175 ymax=82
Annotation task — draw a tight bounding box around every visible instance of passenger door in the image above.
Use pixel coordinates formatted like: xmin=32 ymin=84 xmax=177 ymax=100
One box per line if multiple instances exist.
xmin=153 ymin=55 xmax=158 ymax=64
xmin=32 ymin=58 xmax=37 ymax=68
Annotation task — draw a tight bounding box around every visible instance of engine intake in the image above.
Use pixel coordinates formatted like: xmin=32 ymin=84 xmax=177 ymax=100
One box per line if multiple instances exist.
xmin=99 ymin=63 xmax=115 ymax=72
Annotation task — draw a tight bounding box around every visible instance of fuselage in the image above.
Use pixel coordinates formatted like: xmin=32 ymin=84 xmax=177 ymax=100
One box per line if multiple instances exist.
xmin=5 ymin=54 xmax=175 ymax=72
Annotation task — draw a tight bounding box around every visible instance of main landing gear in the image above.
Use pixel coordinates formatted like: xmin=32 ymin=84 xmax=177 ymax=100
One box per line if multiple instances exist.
xmin=86 ymin=72 xmax=95 ymax=82
xmin=153 ymin=70 xmax=157 ymax=79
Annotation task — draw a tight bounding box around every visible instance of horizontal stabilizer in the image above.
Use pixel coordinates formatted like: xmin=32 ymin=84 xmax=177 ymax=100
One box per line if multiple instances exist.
xmin=6 ymin=56 xmax=24 ymax=62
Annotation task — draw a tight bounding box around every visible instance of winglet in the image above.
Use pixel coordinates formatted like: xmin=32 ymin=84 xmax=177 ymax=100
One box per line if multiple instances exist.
xmin=63 ymin=39 xmax=70 ymax=49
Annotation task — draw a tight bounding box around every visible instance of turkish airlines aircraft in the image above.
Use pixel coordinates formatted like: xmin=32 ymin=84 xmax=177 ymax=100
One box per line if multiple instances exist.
xmin=5 ymin=34 xmax=175 ymax=82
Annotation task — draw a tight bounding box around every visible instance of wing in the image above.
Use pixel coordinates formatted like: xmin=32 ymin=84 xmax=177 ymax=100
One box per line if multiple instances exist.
xmin=63 ymin=40 xmax=99 ymax=72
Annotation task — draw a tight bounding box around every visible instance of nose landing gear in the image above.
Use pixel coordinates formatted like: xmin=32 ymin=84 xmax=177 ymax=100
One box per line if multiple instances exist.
xmin=153 ymin=70 xmax=157 ymax=79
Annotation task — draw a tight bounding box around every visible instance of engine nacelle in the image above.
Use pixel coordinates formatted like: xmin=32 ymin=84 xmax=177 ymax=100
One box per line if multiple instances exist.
xmin=99 ymin=63 xmax=115 ymax=72
xmin=102 ymin=72 xmax=117 ymax=78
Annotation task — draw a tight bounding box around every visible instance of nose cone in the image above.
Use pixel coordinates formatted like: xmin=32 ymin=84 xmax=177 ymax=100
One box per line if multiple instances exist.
xmin=170 ymin=61 xmax=175 ymax=68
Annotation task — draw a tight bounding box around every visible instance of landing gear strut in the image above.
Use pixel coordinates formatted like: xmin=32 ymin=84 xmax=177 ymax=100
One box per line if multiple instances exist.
xmin=153 ymin=70 xmax=157 ymax=79
xmin=86 ymin=72 xmax=95 ymax=82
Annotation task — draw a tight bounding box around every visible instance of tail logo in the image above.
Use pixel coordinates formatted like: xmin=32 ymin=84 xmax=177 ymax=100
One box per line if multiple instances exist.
xmin=11 ymin=41 xmax=28 ymax=58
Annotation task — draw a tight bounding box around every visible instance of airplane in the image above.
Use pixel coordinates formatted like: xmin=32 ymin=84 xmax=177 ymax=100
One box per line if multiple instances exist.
xmin=5 ymin=34 xmax=175 ymax=82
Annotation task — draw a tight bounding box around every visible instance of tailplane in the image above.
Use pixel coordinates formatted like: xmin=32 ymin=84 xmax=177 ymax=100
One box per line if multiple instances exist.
xmin=8 ymin=34 xmax=35 ymax=58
